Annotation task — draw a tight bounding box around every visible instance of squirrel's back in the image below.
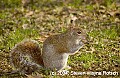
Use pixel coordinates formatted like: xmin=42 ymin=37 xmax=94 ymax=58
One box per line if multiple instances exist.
xmin=10 ymin=39 xmax=44 ymax=74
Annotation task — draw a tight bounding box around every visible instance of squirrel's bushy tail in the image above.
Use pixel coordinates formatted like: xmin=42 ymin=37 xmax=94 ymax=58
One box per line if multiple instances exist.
xmin=10 ymin=39 xmax=44 ymax=74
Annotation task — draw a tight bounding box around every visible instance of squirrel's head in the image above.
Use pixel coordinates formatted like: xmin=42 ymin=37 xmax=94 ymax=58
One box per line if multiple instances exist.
xmin=67 ymin=27 xmax=87 ymax=44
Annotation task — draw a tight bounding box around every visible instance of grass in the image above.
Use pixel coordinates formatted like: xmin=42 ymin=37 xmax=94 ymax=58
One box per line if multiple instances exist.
xmin=0 ymin=0 xmax=120 ymax=78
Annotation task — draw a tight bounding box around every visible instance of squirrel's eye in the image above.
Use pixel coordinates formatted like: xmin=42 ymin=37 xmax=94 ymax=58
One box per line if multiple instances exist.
xmin=77 ymin=31 xmax=81 ymax=34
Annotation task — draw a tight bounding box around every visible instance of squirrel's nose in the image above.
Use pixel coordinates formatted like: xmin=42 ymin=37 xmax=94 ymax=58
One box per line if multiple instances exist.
xmin=82 ymin=39 xmax=87 ymax=44
xmin=84 ymin=33 xmax=89 ymax=44
xmin=81 ymin=34 xmax=88 ymax=44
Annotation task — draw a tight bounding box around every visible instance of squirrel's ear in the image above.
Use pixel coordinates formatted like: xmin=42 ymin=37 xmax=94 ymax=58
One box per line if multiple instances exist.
xmin=68 ymin=26 xmax=74 ymax=31
xmin=68 ymin=27 xmax=74 ymax=35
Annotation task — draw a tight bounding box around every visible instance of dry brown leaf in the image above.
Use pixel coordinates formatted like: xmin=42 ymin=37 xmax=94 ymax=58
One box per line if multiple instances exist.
xmin=25 ymin=11 xmax=34 ymax=17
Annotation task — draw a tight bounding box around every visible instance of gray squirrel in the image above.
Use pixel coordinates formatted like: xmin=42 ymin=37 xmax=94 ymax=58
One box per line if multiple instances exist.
xmin=9 ymin=27 xmax=87 ymax=75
